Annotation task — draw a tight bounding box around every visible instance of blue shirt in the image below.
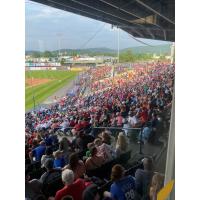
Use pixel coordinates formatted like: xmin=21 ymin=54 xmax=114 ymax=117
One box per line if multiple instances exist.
xmin=53 ymin=157 xmax=65 ymax=168
xmin=143 ymin=127 xmax=152 ymax=139
xmin=45 ymin=136 xmax=53 ymax=146
xmin=110 ymin=175 xmax=136 ymax=200
xmin=32 ymin=145 xmax=46 ymax=162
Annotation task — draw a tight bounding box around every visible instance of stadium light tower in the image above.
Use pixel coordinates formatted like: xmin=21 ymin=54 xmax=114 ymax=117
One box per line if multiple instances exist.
xmin=57 ymin=33 xmax=63 ymax=57
xmin=117 ymin=27 xmax=120 ymax=63
xmin=111 ymin=25 xmax=120 ymax=78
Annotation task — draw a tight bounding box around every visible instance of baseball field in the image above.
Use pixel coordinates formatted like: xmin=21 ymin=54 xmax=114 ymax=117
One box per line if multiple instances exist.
xmin=25 ymin=70 xmax=79 ymax=111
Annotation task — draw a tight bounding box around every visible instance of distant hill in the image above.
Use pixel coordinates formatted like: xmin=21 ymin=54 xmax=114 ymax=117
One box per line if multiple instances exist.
xmin=26 ymin=44 xmax=172 ymax=56
xmin=25 ymin=50 xmax=42 ymax=55
xmin=53 ymin=47 xmax=116 ymax=55
xmin=25 ymin=48 xmax=116 ymax=56
xmin=122 ymin=44 xmax=172 ymax=55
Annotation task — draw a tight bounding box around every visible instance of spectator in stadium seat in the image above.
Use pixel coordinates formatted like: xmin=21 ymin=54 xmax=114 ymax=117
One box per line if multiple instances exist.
xmin=85 ymin=147 xmax=105 ymax=170
xmin=59 ymin=136 xmax=70 ymax=163
xmin=100 ymin=131 xmax=112 ymax=145
xmin=53 ymin=150 xmax=65 ymax=168
xmin=30 ymin=141 xmax=46 ymax=162
xmin=39 ymin=159 xmax=61 ymax=185
xmin=149 ymin=173 xmax=164 ymax=200
xmin=41 ymin=146 xmax=54 ymax=168
xmin=82 ymin=184 xmax=100 ymax=200
xmin=135 ymin=158 xmax=154 ymax=197
xmin=150 ymin=113 xmax=159 ymax=130
xmin=25 ymin=168 xmax=44 ymax=200
xmin=116 ymin=112 xmax=123 ymax=127
xmin=60 ymin=119 xmax=69 ymax=133
xmin=122 ymin=118 xmax=131 ymax=136
xmin=49 ymin=130 xmax=58 ymax=144
xmin=63 ymin=152 xmax=86 ymax=180
xmin=138 ymin=123 xmax=152 ymax=144
xmin=55 ymin=169 xmax=91 ymax=200
xmin=94 ymin=138 xmax=114 ymax=162
xmin=44 ymin=132 xmax=53 ymax=146
xmin=73 ymin=131 xmax=94 ymax=152
xmin=31 ymin=138 xmax=39 ymax=150
xmin=115 ymin=132 xmax=129 ymax=157
xmin=128 ymin=111 xmax=139 ymax=128
xmin=109 ymin=164 xmax=136 ymax=200
xmin=85 ymin=142 xmax=95 ymax=158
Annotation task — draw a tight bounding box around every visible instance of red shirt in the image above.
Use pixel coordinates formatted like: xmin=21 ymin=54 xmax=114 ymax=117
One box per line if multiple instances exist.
xmin=55 ymin=178 xmax=91 ymax=200
xmin=81 ymin=121 xmax=89 ymax=128
xmin=140 ymin=108 xmax=148 ymax=123
xmin=74 ymin=123 xmax=83 ymax=131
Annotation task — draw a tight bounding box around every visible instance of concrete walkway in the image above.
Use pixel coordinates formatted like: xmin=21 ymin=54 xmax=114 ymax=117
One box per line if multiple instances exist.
xmin=42 ymin=75 xmax=79 ymax=105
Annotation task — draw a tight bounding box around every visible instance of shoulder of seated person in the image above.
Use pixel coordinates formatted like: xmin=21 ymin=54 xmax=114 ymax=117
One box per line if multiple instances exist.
xmin=135 ymin=168 xmax=144 ymax=174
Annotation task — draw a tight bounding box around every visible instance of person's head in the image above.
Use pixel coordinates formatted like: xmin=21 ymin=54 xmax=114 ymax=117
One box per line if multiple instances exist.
xmin=116 ymin=133 xmax=127 ymax=151
xmin=142 ymin=157 xmax=153 ymax=171
xmin=101 ymin=131 xmax=111 ymax=144
xmin=111 ymin=164 xmax=125 ymax=182
xmin=45 ymin=147 xmax=53 ymax=156
xmin=44 ymin=158 xmax=54 ymax=171
xmin=87 ymin=142 xmax=94 ymax=150
xmin=62 ymin=169 xmax=74 ymax=186
xmin=94 ymin=138 xmax=102 ymax=147
xmin=53 ymin=150 xmax=62 ymax=159
xmin=91 ymin=147 xmax=98 ymax=157
xmin=40 ymin=140 xmax=45 ymax=146
xmin=61 ymin=196 xmax=74 ymax=200
xmin=69 ymin=153 xmax=79 ymax=170
xmin=76 ymin=160 xmax=86 ymax=178
xmin=82 ymin=184 xmax=100 ymax=200
xmin=129 ymin=111 xmax=133 ymax=117
xmin=32 ymin=138 xmax=38 ymax=147
xmin=149 ymin=173 xmax=164 ymax=200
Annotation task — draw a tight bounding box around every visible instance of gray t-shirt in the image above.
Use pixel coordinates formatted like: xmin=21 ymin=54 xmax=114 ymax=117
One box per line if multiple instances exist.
xmin=135 ymin=169 xmax=154 ymax=197
xmin=39 ymin=169 xmax=61 ymax=185
xmin=25 ymin=179 xmax=43 ymax=200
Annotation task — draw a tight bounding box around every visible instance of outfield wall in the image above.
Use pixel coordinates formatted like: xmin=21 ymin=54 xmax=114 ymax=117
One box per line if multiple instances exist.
xmin=25 ymin=67 xmax=57 ymax=70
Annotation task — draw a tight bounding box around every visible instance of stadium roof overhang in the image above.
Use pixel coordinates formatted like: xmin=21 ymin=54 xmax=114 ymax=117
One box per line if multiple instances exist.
xmin=31 ymin=0 xmax=175 ymax=42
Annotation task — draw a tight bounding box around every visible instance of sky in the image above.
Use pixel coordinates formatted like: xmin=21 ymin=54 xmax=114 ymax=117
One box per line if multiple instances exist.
xmin=25 ymin=1 xmax=171 ymax=51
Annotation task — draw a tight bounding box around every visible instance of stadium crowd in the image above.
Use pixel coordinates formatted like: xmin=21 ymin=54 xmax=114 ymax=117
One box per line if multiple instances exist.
xmin=25 ymin=61 xmax=174 ymax=200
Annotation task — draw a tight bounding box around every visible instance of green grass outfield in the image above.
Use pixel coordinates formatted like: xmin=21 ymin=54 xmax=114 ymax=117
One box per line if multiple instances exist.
xmin=25 ymin=70 xmax=79 ymax=111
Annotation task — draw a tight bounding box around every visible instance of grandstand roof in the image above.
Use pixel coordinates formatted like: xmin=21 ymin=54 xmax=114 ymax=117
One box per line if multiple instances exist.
xmin=31 ymin=0 xmax=175 ymax=42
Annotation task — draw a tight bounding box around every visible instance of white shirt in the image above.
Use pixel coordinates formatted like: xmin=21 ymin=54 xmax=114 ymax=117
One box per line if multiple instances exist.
xmin=128 ymin=116 xmax=138 ymax=126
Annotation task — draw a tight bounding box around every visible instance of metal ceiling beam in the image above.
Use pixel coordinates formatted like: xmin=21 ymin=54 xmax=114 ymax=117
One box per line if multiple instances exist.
xmin=135 ymin=0 xmax=175 ymax=25
xmin=98 ymin=0 xmax=158 ymax=40
xmin=67 ymin=0 xmax=146 ymax=29
xmin=99 ymin=0 xmax=167 ymax=40
xmin=67 ymin=0 xmax=147 ymax=38
xmin=30 ymin=0 xmax=175 ymax=41
xmin=99 ymin=0 xmax=156 ymax=26
xmin=32 ymin=0 xmax=123 ymax=27
xmin=40 ymin=0 xmax=128 ymax=26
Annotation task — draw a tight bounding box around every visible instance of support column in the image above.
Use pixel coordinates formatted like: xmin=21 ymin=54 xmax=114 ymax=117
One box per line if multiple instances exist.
xmin=164 ymin=89 xmax=175 ymax=200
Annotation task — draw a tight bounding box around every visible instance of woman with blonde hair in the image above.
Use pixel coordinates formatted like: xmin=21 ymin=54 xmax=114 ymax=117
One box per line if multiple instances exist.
xmin=115 ymin=132 xmax=128 ymax=157
xmin=149 ymin=173 xmax=164 ymax=200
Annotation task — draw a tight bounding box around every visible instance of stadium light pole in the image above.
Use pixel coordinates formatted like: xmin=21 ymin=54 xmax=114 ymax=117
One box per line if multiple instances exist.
xmin=57 ymin=33 xmax=63 ymax=58
xmin=116 ymin=27 xmax=120 ymax=68
xmin=111 ymin=26 xmax=120 ymax=78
